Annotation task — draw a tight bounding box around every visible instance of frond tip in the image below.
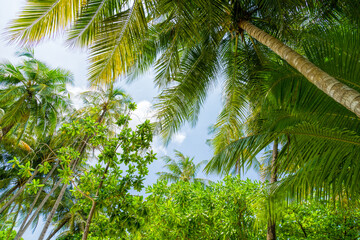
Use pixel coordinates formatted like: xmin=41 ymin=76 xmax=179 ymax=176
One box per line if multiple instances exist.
xmin=8 ymin=0 xmax=83 ymax=45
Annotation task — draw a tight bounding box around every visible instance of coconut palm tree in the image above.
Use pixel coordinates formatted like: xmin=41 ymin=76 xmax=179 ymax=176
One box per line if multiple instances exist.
xmin=204 ymin=24 xmax=360 ymax=239
xmin=157 ymin=150 xmax=208 ymax=184
xmin=202 ymin=22 xmax=360 ymax=239
xmin=0 ymin=50 xmax=73 ymax=143
xmin=76 ymin=85 xmax=132 ymax=131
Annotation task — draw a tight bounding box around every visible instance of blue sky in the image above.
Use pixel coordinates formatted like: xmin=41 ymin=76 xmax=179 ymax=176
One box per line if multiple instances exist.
xmin=0 ymin=1 xmax=258 ymax=238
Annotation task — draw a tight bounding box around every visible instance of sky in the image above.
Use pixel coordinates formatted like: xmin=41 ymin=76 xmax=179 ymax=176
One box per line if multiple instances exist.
xmin=0 ymin=1 xmax=258 ymax=238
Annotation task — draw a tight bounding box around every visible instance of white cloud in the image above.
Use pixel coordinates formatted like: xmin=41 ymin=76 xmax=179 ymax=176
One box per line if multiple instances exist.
xmin=66 ymin=85 xmax=88 ymax=109
xmin=172 ymin=132 xmax=186 ymax=145
xmin=130 ymin=100 xmax=155 ymax=127
xmin=152 ymin=136 xmax=167 ymax=155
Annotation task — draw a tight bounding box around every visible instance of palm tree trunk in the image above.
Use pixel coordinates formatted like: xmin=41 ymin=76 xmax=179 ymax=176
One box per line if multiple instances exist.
xmin=239 ymin=20 xmax=360 ymax=118
xmin=38 ymin=183 xmax=68 ymax=240
xmin=45 ymin=218 xmax=69 ymax=240
xmin=0 ymin=169 xmax=38 ymax=214
xmin=0 ymin=184 xmax=19 ymax=203
xmin=18 ymin=162 xmax=59 ymax=233
xmin=267 ymin=139 xmax=278 ymax=240
xmin=82 ymin=161 xmax=111 ymax=240
xmin=38 ymin=109 xmax=108 ymax=240
xmin=0 ymin=202 xmax=17 ymax=231
xmin=6 ymin=196 xmax=23 ymax=239
xmin=15 ymin=180 xmax=62 ymax=240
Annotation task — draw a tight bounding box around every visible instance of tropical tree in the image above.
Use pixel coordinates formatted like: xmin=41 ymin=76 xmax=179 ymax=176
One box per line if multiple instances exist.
xmin=201 ymin=19 xmax=360 ymax=238
xmin=204 ymin=24 xmax=360 ymax=240
xmin=136 ymin=176 xmax=261 ymax=239
xmin=0 ymin=50 xmax=72 ymax=143
xmin=157 ymin=150 xmax=208 ymax=183
xmin=76 ymin=85 xmax=132 ymax=131
xmin=67 ymin=114 xmax=155 ymax=240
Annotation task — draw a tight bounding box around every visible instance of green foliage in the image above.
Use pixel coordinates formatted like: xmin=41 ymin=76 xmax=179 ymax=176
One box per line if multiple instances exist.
xmin=135 ymin=176 xmax=261 ymax=239
xmin=0 ymin=229 xmax=23 ymax=240
xmin=53 ymin=107 xmax=156 ymax=239
xmin=277 ymin=200 xmax=360 ymax=240
xmin=130 ymin=177 xmax=360 ymax=240
xmin=4 ymin=2 xmax=360 ymax=240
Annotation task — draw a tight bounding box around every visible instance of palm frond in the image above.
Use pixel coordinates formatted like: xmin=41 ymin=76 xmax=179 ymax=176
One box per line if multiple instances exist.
xmin=88 ymin=0 xmax=148 ymax=85
xmin=8 ymin=0 xmax=83 ymax=45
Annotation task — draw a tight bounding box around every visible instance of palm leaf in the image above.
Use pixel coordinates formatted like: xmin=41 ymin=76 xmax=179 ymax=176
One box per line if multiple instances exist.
xmin=8 ymin=0 xmax=83 ymax=45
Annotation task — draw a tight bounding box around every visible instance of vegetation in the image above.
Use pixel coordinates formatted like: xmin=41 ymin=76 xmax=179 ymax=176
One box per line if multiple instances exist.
xmin=1 ymin=0 xmax=360 ymax=239
xmin=157 ymin=150 xmax=208 ymax=183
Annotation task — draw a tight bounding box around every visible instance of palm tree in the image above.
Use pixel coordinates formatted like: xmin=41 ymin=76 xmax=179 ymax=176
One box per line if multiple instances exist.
xmin=204 ymin=22 xmax=360 ymax=239
xmin=7 ymin=0 xmax=360 ymax=118
xmin=76 ymin=85 xmax=132 ymax=130
xmin=157 ymin=150 xmax=208 ymax=183
xmin=0 ymin=50 xmax=73 ymax=142
xmin=205 ymin=29 xmax=360 ymax=240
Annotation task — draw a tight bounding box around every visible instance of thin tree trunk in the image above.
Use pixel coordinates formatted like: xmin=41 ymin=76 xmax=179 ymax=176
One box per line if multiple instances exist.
xmin=39 ymin=109 xmax=108 ymax=240
xmin=267 ymin=139 xmax=278 ymax=240
xmin=0 ymin=202 xmax=17 ymax=231
xmin=296 ymin=219 xmax=308 ymax=238
xmin=38 ymin=183 xmax=68 ymax=240
xmin=0 ymin=169 xmax=38 ymax=215
xmin=239 ymin=20 xmax=360 ymax=118
xmin=14 ymin=180 xmax=62 ymax=240
xmin=6 ymin=196 xmax=22 ymax=239
xmin=0 ymin=184 xmax=19 ymax=203
xmin=19 ymin=162 xmax=59 ymax=233
xmin=82 ymin=161 xmax=111 ymax=240
xmin=45 ymin=218 xmax=69 ymax=240
xmin=82 ymin=201 xmax=97 ymax=240
xmin=38 ymin=142 xmax=88 ymax=240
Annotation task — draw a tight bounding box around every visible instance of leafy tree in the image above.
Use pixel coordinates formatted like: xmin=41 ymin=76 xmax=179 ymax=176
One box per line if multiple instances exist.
xmin=37 ymin=85 xmax=133 ymax=240
xmin=62 ymin=114 xmax=155 ymax=240
xmin=134 ymin=176 xmax=261 ymax=240
xmin=277 ymin=200 xmax=360 ymax=239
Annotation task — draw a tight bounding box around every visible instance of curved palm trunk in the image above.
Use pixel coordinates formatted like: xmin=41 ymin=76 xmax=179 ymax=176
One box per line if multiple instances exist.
xmin=15 ymin=180 xmax=62 ymax=240
xmin=0 ymin=184 xmax=19 ymax=203
xmin=18 ymin=162 xmax=59 ymax=233
xmin=0 ymin=169 xmax=38 ymax=214
xmin=239 ymin=20 xmax=360 ymax=117
xmin=267 ymin=139 xmax=278 ymax=240
xmin=45 ymin=218 xmax=69 ymax=240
